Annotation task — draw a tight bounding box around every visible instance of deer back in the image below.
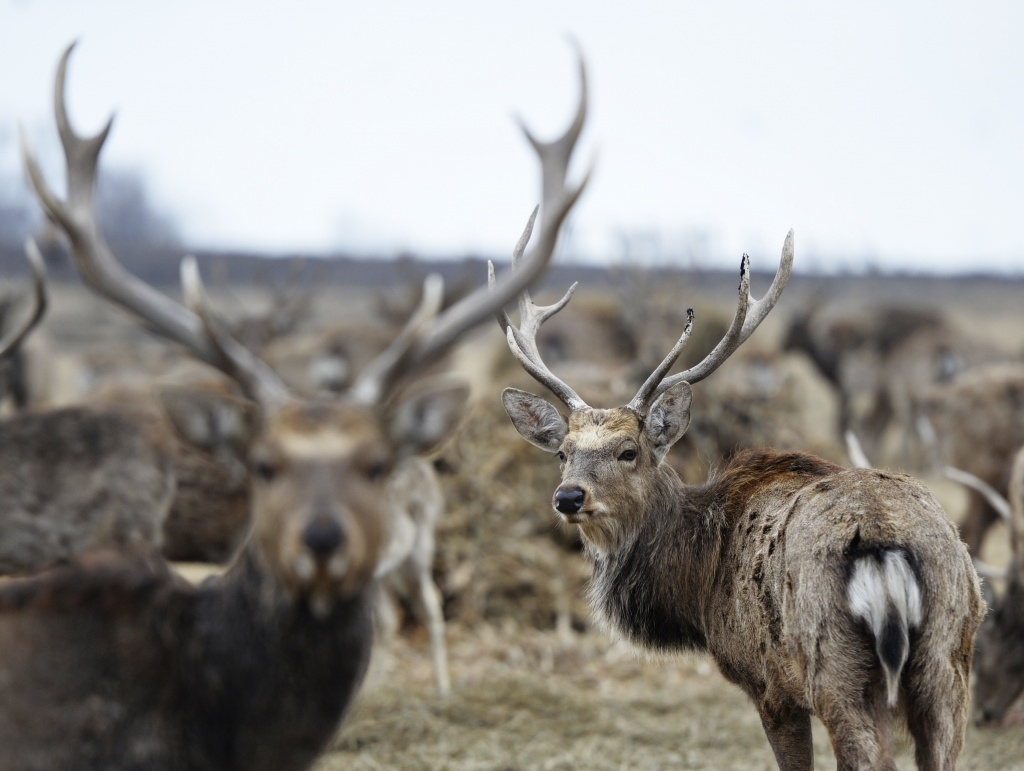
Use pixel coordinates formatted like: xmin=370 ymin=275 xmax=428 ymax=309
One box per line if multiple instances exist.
xmin=0 ymin=406 xmax=175 ymax=575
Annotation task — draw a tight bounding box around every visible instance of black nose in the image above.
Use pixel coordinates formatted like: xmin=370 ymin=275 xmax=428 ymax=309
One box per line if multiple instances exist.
xmin=554 ymin=486 xmax=586 ymax=514
xmin=303 ymin=518 xmax=344 ymax=557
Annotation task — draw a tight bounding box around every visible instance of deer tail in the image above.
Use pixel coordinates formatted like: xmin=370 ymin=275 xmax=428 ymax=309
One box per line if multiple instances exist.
xmin=847 ymin=548 xmax=923 ymax=707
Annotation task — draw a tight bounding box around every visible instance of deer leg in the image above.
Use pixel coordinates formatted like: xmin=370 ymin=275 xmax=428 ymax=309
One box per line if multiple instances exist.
xmin=815 ymin=698 xmax=896 ymax=771
xmin=904 ymin=656 xmax=970 ymax=771
xmin=407 ymin=564 xmax=451 ymax=697
xmin=756 ymin=702 xmax=813 ymax=771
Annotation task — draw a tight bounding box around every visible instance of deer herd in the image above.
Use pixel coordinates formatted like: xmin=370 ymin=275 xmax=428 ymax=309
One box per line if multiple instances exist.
xmin=0 ymin=41 xmax=1017 ymax=771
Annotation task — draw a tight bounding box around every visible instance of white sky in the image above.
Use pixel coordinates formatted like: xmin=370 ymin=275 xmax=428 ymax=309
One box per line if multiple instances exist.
xmin=2 ymin=1 xmax=1024 ymax=274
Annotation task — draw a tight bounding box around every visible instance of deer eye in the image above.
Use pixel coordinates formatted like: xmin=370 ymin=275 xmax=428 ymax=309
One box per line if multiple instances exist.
xmin=251 ymin=457 xmax=279 ymax=482
xmin=360 ymin=451 xmax=394 ymax=482
xmin=618 ymin=448 xmax=638 ymax=462
xmin=557 ymin=451 xmax=567 ymax=463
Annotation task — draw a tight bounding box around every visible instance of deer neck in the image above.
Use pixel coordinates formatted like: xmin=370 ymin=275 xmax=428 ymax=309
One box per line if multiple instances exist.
xmin=184 ymin=550 xmax=374 ymax=768
xmin=586 ymin=463 xmax=727 ymax=653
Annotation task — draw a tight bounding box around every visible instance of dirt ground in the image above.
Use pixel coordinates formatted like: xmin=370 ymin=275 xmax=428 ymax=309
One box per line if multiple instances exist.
xmin=18 ymin=271 xmax=1024 ymax=769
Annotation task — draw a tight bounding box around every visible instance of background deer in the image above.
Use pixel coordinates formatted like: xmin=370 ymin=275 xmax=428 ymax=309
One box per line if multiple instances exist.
xmin=0 ymin=241 xmax=183 ymax=575
xmin=917 ymin=362 xmax=1024 ymax=557
xmin=0 ymin=240 xmax=260 ymax=573
xmin=942 ymin=454 xmax=1024 ymax=727
xmin=497 ymin=234 xmax=984 ymax=769
xmin=0 ymin=41 xmax=588 ymax=770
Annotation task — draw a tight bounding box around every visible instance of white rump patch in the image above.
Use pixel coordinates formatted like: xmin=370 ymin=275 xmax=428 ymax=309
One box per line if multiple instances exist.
xmin=848 ymin=551 xmax=922 ymax=631
xmin=847 ymin=550 xmax=923 ymax=706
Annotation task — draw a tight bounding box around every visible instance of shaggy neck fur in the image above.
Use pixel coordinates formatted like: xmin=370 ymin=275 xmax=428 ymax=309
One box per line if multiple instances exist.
xmin=181 ymin=550 xmax=375 ymax=771
xmin=587 ymin=461 xmax=724 ymax=652
xmin=587 ymin=448 xmax=842 ymax=654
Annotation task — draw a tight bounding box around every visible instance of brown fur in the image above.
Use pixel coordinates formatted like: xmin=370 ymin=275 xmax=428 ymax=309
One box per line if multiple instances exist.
xmin=90 ymin=378 xmax=259 ymax=564
xmin=0 ymin=406 xmax=176 ymax=575
xmin=506 ymin=387 xmax=985 ymax=770
xmin=972 ymin=445 xmax=1024 ymax=725
xmin=919 ymin=362 xmax=1024 ymax=555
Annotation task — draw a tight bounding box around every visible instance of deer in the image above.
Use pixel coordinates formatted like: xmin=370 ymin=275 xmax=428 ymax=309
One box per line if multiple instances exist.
xmin=0 ymin=240 xmax=184 ymax=576
xmin=3 ymin=40 xmax=589 ymax=770
xmin=916 ymin=362 xmax=1024 ymax=557
xmin=495 ymin=235 xmax=985 ymax=769
xmin=941 ymin=456 xmax=1024 ymax=727
xmin=0 ymin=241 xmax=259 ymax=574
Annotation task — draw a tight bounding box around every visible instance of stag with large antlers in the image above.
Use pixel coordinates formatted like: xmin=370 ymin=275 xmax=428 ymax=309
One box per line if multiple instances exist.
xmin=498 ymin=232 xmax=984 ymax=768
xmin=4 ymin=42 xmax=589 ymax=770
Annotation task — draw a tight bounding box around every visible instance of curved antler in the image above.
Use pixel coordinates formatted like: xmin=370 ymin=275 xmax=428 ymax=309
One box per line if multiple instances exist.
xmin=627 ymin=229 xmax=795 ymax=417
xmin=21 ymin=41 xmax=292 ymax=405
xmin=179 ymin=257 xmax=291 ymax=406
xmin=349 ymin=43 xmax=592 ymax=405
xmin=488 ymin=43 xmax=592 ymax=413
xmin=0 ymin=239 xmax=48 ymax=359
xmin=489 ymin=212 xmax=588 ymax=412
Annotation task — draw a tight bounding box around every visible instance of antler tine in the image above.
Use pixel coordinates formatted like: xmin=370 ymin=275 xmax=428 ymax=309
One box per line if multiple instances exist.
xmin=482 ymin=44 xmax=592 ymax=413
xmin=180 ymin=257 xmax=292 ymax=406
xmin=487 ymin=223 xmax=587 ymax=411
xmin=0 ymin=239 xmax=49 ymax=359
xmin=22 ymin=42 xmax=292 ymax=405
xmin=942 ymin=466 xmax=1011 ymax=522
xmin=347 ymin=273 xmax=444 ymax=405
xmin=353 ymin=45 xmax=591 ymax=403
xmin=629 ymin=229 xmax=795 ymax=415
xmin=517 ymin=39 xmax=588 ymax=219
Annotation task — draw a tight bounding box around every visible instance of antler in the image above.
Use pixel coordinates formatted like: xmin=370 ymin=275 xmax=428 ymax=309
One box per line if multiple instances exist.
xmin=488 ymin=44 xmax=592 ymax=413
xmin=348 ymin=44 xmax=592 ymax=405
xmin=21 ymin=41 xmax=290 ymax=405
xmin=489 ymin=212 xmax=588 ymax=411
xmin=626 ymin=230 xmax=795 ymax=417
xmin=944 ymin=456 xmax=1024 ymax=582
xmin=0 ymin=239 xmax=48 ymax=359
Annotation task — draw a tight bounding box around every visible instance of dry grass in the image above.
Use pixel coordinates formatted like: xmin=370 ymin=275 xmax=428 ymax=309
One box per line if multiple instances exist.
xmin=319 ymin=625 xmax=1024 ymax=770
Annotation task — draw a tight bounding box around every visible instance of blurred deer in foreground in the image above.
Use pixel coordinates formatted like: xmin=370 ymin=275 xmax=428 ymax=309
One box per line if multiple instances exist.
xmin=498 ymin=235 xmax=984 ymax=769
xmin=0 ymin=241 xmax=184 ymax=575
xmin=943 ymin=455 xmax=1024 ymax=727
xmin=5 ymin=41 xmax=588 ymax=770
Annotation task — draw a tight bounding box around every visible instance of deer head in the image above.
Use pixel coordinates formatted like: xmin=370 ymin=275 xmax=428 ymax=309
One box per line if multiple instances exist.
xmin=497 ymin=232 xmax=793 ymax=553
xmin=23 ymin=41 xmax=590 ymax=614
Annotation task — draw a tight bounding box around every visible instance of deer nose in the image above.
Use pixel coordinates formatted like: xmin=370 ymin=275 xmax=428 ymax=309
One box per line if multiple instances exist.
xmin=303 ymin=518 xmax=344 ymax=558
xmin=554 ymin=486 xmax=586 ymax=514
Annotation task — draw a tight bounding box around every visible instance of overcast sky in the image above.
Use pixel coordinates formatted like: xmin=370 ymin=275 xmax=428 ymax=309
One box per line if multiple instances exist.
xmin=2 ymin=1 xmax=1023 ymax=274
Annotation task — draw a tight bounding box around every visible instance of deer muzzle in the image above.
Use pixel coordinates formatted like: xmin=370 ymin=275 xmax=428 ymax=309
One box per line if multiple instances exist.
xmin=554 ymin=485 xmax=586 ymax=516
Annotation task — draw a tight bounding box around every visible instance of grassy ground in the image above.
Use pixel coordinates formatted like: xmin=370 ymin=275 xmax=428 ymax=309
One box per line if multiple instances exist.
xmin=319 ymin=626 xmax=1024 ymax=770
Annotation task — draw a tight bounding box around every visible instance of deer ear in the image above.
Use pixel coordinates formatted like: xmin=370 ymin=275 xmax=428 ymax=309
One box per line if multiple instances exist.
xmin=502 ymin=387 xmax=568 ymax=453
xmin=387 ymin=377 xmax=470 ymax=458
xmin=645 ymin=381 xmax=692 ymax=462
xmin=158 ymin=386 xmax=261 ymax=459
